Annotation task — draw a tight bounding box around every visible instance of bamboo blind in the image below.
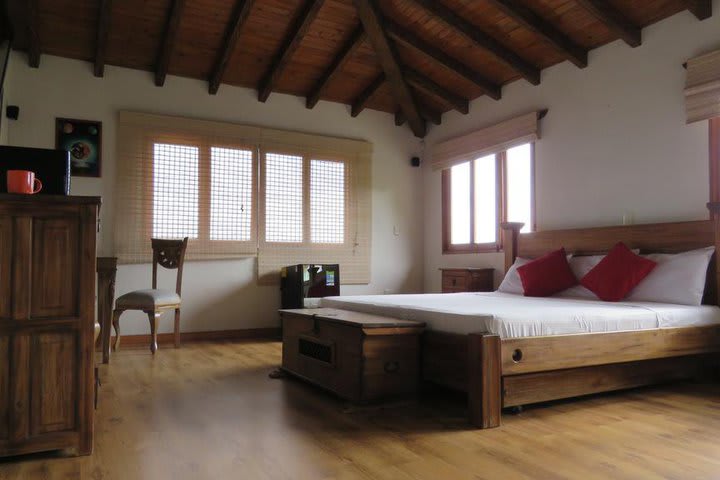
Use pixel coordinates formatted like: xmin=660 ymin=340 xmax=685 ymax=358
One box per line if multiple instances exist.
xmin=115 ymin=111 xmax=372 ymax=284
xmin=685 ymin=49 xmax=720 ymax=124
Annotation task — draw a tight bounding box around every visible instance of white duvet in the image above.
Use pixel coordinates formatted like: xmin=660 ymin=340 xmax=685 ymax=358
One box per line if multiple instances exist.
xmin=320 ymin=292 xmax=720 ymax=338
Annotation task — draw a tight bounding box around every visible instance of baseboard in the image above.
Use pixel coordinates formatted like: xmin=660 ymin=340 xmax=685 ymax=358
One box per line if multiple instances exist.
xmin=108 ymin=327 xmax=281 ymax=349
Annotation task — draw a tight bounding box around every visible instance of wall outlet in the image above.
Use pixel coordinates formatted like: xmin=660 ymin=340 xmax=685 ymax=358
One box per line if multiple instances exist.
xmin=393 ymin=225 xmax=400 ymax=236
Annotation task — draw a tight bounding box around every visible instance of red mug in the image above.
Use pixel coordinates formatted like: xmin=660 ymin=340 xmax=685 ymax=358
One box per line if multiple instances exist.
xmin=7 ymin=170 xmax=43 ymax=194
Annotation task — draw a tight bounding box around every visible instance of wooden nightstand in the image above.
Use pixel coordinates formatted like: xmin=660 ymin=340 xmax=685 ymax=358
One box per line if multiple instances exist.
xmin=440 ymin=268 xmax=494 ymax=293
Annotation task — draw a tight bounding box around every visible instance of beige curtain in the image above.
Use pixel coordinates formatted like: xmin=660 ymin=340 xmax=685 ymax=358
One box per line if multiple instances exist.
xmin=115 ymin=111 xmax=372 ymax=285
xmin=685 ymin=49 xmax=720 ymax=124
xmin=430 ymin=111 xmax=543 ymax=171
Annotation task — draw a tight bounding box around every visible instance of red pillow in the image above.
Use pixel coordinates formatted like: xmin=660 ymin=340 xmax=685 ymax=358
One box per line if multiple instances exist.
xmin=580 ymin=242 xmax=657 ymax=301
xmin=517 ymin=248 xmax=577 ymax=297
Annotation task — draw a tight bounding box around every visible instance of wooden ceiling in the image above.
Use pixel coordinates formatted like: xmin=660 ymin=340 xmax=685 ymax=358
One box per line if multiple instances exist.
xmin=5 ymin=0 xmax=713 ymax=137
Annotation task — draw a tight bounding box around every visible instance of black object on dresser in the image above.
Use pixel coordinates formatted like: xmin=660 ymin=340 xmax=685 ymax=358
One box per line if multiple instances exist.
xmin=0 ymin=145 xmax=71 ymax=195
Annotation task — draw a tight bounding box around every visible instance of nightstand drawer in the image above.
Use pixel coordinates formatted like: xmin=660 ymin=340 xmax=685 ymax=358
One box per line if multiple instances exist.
xmin=440 ymin=268 xmax=494 ymax=293
xmin=442 ymin=274 xmax=467 ymax=290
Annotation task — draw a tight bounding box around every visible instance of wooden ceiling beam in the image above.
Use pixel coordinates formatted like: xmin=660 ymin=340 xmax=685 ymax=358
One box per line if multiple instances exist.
xmin=573 ymin=0 xmax=641 ymax=47
xmin=155 ymin=0 xmax=186 ymax=87
xmin=395 ymin=106 xmax=441 ymax=126
xmin=687 ymin=0 xmax=712 ymax=20
xmin=208 ymin=0 xmax=255 ymax=95
xmin=353 ymin=0 xmax=425 ymax=137
xmin=306 ymin=25 xmax=365 ymax=109
xmin=258 ymin=0 xmax=324 ymax=103
xmin=7 ymin=0 xmax=40 ymax=67
xmin=385 ymin=20 xmax=501 ymax=101
xmin=486 ymin=0 xmax=588 ymax=68
xmin=93 ymin=0 xmax=113 ymax=77
xmin=412 ymin=0 xmax=540 ymax=85
xmin=351 ymin=73 xmax=385 ymax=117
xmin=403 ymin=67 xmax=468 ymax=114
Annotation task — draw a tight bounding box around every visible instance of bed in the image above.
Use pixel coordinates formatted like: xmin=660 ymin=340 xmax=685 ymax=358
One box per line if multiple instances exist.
xmin=321 ymin=213 xmax=720 ymax=428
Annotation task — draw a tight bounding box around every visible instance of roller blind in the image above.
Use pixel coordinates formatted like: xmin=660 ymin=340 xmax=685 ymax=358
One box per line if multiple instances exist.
xmin=685 ymin=49 xmax=720 ymax=124
xmin=431 ymin=111 xmax=543 ymax=171
xmin=115 ymin=111 xmax=372 ymax=284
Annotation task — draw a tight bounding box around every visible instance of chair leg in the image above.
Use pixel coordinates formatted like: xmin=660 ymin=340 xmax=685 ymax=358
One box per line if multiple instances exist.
xmin=174 ymin=308 xmax=181 ymax=348
xmin=147 ymin=311 xmax=160 ymax=354
xmin=111 ymin=309 xmax=123 ymax=354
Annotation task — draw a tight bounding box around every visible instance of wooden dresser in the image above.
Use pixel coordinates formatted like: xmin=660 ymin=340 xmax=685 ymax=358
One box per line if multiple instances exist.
xmin=440 ymin=268 xmax=494 ymax=293
xmin=0 ymin=195 xmax=100 ymax=457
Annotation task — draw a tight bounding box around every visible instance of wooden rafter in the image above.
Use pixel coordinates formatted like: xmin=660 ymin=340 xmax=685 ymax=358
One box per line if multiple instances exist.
xmin=258 ymin=0 xmax=324 ymax=103
xmin=155 ymin=0 xmax=186 ymax=87
xmin=486 ymin=0 xmax=588 ymax=68
xmin=403 ymin=67 xmax=468 ymax=115
xmin=353 ymin=0 xmax=425 ymax=137
xmin=385 ymin=20 xmax=501 ymax=101
xmin=395 ymin=106 xmax=441 ymax=126
xmin=574 ymin=0 xmax=641 ymax=47
xmin=209 ymin=0 xmax=255 ymax=95
xmin=93 ymin=0 xmax=113 ymax=77
xmin=412 ymin=0 xmax=540 ymax=85
xmin=306 ymin=25 xmax=365 ymax=109
xmin=351 ymin=73 xmax=385 ymax=117
xmin=687 ymin=0 xmax=712 ymax=20
xmin=7 ymin=0 xmax=41 ymax=67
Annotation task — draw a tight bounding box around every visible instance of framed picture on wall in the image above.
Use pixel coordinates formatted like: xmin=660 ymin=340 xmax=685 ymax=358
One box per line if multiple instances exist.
xmin=55 ymin=118 xmax=103 ymax=177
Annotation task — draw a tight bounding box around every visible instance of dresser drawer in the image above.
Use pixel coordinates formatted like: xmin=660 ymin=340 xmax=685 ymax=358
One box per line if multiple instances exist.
xmin=442 ymin=273 xmax=467 ymax=290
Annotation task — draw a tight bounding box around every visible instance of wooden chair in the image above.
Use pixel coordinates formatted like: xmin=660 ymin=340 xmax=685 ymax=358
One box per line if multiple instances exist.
xmin=111 ymin=238 xmax=188 ymax=355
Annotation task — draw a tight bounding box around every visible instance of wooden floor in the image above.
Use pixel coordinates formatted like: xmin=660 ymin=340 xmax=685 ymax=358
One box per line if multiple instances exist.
xmin=1 ymin=341 xmax=720 ymax=479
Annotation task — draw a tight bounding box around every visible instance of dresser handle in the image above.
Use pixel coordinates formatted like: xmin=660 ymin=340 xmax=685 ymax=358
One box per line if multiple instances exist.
xmin=452 ymin=278 xmax=456 ymax=286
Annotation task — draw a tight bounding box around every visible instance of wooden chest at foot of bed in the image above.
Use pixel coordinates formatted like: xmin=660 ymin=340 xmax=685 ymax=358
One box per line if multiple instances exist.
xmin=279 ymin=308 xmax=426 ymax=402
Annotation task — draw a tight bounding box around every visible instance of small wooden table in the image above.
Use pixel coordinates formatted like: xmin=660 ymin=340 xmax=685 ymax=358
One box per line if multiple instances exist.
xmin=440 ymin=268 xmax=494 ymax=293
xmin=278 ymin=308 xmax=425 ymax=403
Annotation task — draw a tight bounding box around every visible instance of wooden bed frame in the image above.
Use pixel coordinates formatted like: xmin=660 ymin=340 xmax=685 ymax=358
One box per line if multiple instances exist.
xmin=423 ymin=206 xmax=720 ymax=428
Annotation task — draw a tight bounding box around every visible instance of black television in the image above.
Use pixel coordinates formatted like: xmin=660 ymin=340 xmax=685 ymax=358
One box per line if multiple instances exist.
xmin=0 ymin=145 xmax=71 ymax=195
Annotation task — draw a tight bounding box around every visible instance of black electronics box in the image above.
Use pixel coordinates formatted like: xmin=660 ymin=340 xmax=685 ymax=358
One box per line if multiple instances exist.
xmin=0 ymin=145 xmax=71 ymax=195
xmin=281 ymin=264 xmax=340 ymax=309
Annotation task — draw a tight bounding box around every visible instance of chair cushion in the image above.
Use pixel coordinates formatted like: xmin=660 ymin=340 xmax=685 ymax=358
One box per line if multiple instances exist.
xmin=116 ymin=289 xmax=181 ymax=309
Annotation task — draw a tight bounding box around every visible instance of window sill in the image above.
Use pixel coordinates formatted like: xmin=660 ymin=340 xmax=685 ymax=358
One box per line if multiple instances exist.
xmin=443 ymin=244 xmax=503 ymax=255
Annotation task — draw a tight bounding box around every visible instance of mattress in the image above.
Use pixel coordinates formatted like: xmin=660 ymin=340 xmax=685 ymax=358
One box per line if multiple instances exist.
xmin=320 ymin=292 xmax=720 ymax=338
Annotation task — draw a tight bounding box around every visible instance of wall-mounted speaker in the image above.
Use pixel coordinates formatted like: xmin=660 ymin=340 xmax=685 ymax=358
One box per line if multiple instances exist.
xmin=411 ymin=156 xmax=421 ymax=167
xmin=6 ymin=105 xmax=19 ymax=120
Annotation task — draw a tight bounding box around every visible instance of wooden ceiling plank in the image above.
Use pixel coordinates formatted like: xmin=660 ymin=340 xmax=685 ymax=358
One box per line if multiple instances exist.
xmin=385 ymin=20 xmax=501 ymax=101
xmin=687 ymin=0 xmax=712 ymax=20
xmin=155 ymin=0 xmax=186 ymax=87
xmin=412 ymin=0 xmax=540 ymax=85
xmin=403 ymin=67 xmax=468 ymax=114
xmin=351 ymin=73 xmax=385 ymax=117
xmin=353 ymin=0 xmax=425 ymax=137
xmin=306 ymin=25 xmax=366 ymax=109
xmin=486 ymin=0 xmax=588 ymax=68
xmin=573 ymin=0 xmax=641 ymax=47
xmin=258 ymin=0 xmax=325 ymax=103
xmin=93 ymin=0 xmax=113 ymax=77
xmin=209 ymin=0 xmax=255 ymax=95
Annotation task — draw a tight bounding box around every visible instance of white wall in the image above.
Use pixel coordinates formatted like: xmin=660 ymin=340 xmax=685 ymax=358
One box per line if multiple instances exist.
xmin=423 ymin=5 xmax=720 ymax=293
xmin=5 ymin=53 xmax=425 ymax=334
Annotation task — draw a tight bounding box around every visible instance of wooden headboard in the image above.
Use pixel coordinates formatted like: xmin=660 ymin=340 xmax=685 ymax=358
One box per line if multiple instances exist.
xmin=501 ymin=213 xmax=720 ymax=306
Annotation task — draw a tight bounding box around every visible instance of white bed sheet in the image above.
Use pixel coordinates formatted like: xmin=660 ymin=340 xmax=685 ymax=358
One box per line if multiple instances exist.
xmin=320 ymin=292 xmax=720 ymax=338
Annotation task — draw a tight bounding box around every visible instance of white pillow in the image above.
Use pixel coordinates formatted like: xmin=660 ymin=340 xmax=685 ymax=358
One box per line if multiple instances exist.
xmin=497 ymin=257 xmax=530 ymax=295
xmin=625 ymin=246 xmax=715 ymax=306
xmin=555 ymin=255 xmax=602 ymax=299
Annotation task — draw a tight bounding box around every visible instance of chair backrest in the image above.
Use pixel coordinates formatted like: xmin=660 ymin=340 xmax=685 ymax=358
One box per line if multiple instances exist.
xmin=151 ymin=237 xmax=189 ymax=296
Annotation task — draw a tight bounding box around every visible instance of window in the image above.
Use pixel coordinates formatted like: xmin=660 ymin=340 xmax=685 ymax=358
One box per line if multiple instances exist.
xmin=116 ymin=112 xmax=371 ymax=283
xmin=261 ymin=153 xmax=347 ymax=244
xmin=150 ymin=140 xmax=255 ymax=248
xmin=442 ymin=143 xmax=535 ymax=253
